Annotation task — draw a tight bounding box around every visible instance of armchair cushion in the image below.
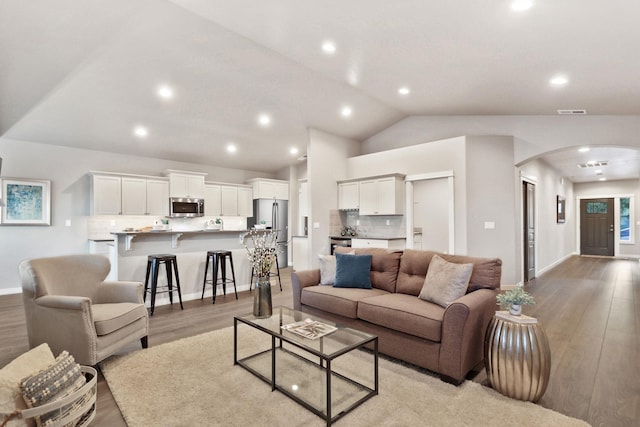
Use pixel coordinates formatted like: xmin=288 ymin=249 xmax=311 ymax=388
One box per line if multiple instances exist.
xmin=92 ymin=303 xmax=148 ymax=336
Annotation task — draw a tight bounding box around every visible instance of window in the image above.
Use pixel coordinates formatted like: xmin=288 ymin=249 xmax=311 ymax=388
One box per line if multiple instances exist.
xmin=620 ymin=197 xmax=630 ymax=242
xmin=587 ymin=202 xmax=608 ymax=214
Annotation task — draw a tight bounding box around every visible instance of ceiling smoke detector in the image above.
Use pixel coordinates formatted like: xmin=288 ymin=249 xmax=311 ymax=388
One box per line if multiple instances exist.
xmin=577 ymin=161 xmax=608 ymax=168
xmin=557 ymin=109 xmax=587 ymax=115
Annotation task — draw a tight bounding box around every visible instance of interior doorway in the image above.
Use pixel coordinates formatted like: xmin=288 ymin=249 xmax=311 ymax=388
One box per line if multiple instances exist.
xmin=523 ymin=181 xmax=536 ymax=282
xmin=580 ymin=198 xmax=614 ymax=256
xmin=413 ymin=178 xmax=450 ymax=253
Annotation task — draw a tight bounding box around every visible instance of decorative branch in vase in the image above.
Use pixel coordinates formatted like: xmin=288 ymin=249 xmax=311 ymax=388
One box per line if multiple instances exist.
xmin=244 ymin=229 xmax=277 ymax=318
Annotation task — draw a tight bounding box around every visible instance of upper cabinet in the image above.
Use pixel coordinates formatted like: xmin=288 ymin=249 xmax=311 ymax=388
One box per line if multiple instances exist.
xmin=205 ymin=183 xmax=253 ymax=217
xmin=359 ymin=175 xmax=405 ymax=215
xmin=338 ymin=181 xmax=359 ymax=210
xmin=247 ymin=178 xmax=289 ymax=200
xmin=165 ymin=170 xmax=207 ymax=198
xmin=338 ymin=174 xmax=405 ymax=215
xmin=91 ymin=174 xmax=122 ymax=215
xmin=91 ymin=173 xmax=169 ymax=216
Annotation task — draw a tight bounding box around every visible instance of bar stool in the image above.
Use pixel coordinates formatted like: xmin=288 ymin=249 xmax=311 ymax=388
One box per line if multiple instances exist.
xmin=143 ymin=254 xmax=183 ymax=316
xmin=250 ymin=253 xmax=282 ymax=292
xmin=201 ymin=250 xmax=238 ymax=303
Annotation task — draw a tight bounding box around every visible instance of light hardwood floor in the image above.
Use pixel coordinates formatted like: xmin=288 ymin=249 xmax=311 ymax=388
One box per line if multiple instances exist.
xmin=1 ymin=257 xmax=638 ymax=427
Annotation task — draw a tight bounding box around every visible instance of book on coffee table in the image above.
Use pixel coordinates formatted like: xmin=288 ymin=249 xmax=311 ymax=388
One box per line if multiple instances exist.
xmin=281 ymin=318 xmax=337 ymax=339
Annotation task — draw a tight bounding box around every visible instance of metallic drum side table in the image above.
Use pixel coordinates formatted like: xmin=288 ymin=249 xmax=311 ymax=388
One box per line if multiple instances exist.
xmin=484 ymin=311 xmax=551 ymax=402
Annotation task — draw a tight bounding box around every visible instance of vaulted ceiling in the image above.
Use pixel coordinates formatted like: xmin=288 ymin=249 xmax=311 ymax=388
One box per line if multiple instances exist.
xmin=1 ymin=0 xmax=639 ymax=180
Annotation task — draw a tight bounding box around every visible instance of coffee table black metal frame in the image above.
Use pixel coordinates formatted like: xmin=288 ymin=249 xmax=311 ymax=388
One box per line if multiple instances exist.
xmin=234 ymin=306 xmax=378 ymax=426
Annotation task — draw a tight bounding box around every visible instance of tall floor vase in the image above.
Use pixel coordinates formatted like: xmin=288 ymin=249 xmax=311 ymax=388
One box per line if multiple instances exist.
xmin=253 ymin=276 xmax=272 ymax=318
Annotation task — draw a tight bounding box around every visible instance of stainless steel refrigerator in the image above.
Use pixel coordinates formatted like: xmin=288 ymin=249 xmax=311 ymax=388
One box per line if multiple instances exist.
xmin=249 ymin=199 xmax=288 ymax=267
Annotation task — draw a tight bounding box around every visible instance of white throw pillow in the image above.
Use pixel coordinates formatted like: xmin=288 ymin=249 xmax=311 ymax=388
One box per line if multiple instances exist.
xmin=318 ymin=255 xmax=336 ymax=285
xmin=419 ymin=255 xmax=473 ymax=307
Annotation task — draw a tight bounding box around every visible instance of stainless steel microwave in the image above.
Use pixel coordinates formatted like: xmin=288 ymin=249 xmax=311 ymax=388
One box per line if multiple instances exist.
xmin=169 ymin=197 xmax=205 ymax=218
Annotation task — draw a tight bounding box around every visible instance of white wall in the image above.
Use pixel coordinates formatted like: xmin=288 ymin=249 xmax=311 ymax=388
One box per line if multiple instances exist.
xmin=348 ymin=136 xmax=469 ymax=253
xmin=363 ymin=115 xmax=640 ymax=165
xmin=307 ymin=128 xmax=360 ymax=268
xmin=347 ymin=135 xmax=519 ymax=284
xmin=574 ymin=179 xmax=640 ymax=258
xmin=0 ymin=138 xmax=273 ymax=292
xmin=518 ymin=158 xmax=576 ymax=278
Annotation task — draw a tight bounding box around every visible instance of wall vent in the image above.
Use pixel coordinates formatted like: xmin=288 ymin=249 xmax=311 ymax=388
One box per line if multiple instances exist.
xmin=558 ymin=109 xmax=587 ymax=115
xmin=577 ymin=161 xmax=608 ymax=168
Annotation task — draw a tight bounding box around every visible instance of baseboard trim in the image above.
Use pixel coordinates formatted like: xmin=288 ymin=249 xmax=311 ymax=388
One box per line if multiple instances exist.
xmin=0 ymin=287 xmax=22 ymax=296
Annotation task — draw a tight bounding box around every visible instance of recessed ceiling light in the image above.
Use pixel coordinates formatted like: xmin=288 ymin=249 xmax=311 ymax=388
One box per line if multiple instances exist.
xmin=578 ymin=147 xmax=590 ymax=153
xmin=322 ymin=41 xmax=336 ymax=54
xmin=289 ymin=147 xmax=299 ymax=155
xmin=258 ymin=114 xmax=271 ymax=127
xmin=133 ymin=126 xmax=148 ymax=138
xmin=226 ymin=144 xmax=237 ymax=154
xmin=599 ymin=177 xmax=607 ymax=181
xmin=341 ymin=106 xmax=353 ymax=118
xmin=550 ymin=75 xmax=569 ymax=87
xmin=511 ymin=0 xmax=534 ymax=11
xmin=398 ymin=86 xmax=411 ymax=96
xmin=156 ymin=85 xmax=174 ymax=99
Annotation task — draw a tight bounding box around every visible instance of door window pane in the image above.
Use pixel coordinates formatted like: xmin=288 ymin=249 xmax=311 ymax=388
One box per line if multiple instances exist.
xmin=587 ymin=202 xmax=608 ymax=214
xmin=620 ymin=197 xmax=630 ymax=242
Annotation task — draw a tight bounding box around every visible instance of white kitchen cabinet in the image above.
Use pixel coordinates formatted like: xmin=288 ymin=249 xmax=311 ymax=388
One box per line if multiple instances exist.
xmin=237 ymin=186 xmax=253 ymax=217
xmin=146 ymin=179 xmax=169 ymax=216
xmin=91 ymin=174 xmax=122 ymax=215
xmin=121 ymin=177 xmax=147 ymax=215
xmin=221 ymin=185 xmax=239 ymax=216
xmin=92 ymin=173 xmax=169 ymax=216
xmin=338 ymin=181 xmax=359 ymax=210
xmin=204 ymin=184 xmax=222 ymax=216
xmin=358 ymin=175 xmax=404 ymax=215
xmin=351 ymin=238 xmax=406 ymax=250
xmin=247 ymin=178 xmax=289 ymax=200
xmin=167 ymin=171 xmax=206 ymax=198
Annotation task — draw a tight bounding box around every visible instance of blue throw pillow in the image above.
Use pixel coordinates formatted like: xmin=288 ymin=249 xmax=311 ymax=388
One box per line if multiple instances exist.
xmin=333 ymin=253 xmax=372 ymax=289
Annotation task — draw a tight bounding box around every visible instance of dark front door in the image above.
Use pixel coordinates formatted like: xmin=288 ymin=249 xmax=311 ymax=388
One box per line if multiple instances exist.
xmin=523 ymin=181 xmax=535 ymax=281
xmin=580 ymin=198 xmax=614 ymax=256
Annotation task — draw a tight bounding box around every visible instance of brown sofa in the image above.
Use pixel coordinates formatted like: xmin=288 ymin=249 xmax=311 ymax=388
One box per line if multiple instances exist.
xmin=291 ymin=247 xmax=502 ymax=384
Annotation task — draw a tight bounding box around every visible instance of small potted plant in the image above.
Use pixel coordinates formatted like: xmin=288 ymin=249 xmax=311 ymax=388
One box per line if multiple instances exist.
xmin=496 ymin=286 xmax=535 ymax=316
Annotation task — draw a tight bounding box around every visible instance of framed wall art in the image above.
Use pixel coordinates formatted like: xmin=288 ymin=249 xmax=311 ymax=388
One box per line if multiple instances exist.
xmin=1 ymin=178 xmax=51 ymax=225
xmin=556 ymin=195 xmax=566 ymax=223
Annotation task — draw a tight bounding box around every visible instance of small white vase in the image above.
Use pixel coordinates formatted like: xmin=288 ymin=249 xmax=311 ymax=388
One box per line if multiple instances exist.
xmin=509 ymin=304 xmax=522 ymax=316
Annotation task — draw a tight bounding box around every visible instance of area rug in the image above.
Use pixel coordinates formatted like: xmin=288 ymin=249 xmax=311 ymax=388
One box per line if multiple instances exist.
xmin=100 ymin=326 xmax=589 ymax=427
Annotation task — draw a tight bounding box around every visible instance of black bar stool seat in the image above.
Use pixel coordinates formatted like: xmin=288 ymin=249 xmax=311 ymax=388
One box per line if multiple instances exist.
xmin=143 ymin=254 xmax=184 ymax=316
xmin=201 ymin=250 xmax=238 ymax=304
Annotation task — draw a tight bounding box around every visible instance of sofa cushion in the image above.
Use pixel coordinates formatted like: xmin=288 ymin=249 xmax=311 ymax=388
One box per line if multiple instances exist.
xmin=334 ymin=253 xmax=372 ymax=289
xmin=301 ymin=286 xmax=389 ymax=319
xmin=396 ymin=250 xmax=502 ymax=295
xmin=335 ymin=247 xmax=402 ymax=292
xmin=357 ymin=293 xmax=445 ymax=342
xmin=418 ymin=255 xmax=473 ymax=307
xmin=92 ymin=303 xmax=148 ymax=336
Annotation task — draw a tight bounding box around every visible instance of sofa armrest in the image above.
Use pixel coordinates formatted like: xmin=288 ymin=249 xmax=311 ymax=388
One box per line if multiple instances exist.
xmin=291 ymin=269 xmax=321 ymax=310
xmin=438 ymin=288 xmax=498 ymax=383
xmin=98 ymin=281 xmax=144 ymax=304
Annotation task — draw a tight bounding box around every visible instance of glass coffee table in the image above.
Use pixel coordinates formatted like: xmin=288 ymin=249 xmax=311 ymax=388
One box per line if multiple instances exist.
xmin=234 ymin=306 xmax=378 ymax=426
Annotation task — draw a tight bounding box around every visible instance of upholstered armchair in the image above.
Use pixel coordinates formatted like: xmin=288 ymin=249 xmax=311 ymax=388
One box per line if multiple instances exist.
xmin=19 ymin=254 xmax=149 ymax=366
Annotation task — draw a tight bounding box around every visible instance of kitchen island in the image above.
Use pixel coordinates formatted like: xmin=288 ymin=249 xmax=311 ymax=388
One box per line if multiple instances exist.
xmin=110 ymin=229 xmax=256 ymax=306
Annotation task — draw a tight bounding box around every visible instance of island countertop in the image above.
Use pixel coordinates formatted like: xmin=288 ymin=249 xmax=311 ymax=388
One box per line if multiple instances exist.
xmin=110 ymin=229 xmax=250 ymax=236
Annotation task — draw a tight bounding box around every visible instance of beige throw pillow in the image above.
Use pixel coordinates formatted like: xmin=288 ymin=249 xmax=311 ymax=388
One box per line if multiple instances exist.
xmin=419 ymin=254 xmax=473 ymax=307
xmin=0 ymin=343 xmax=55 ymax=427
